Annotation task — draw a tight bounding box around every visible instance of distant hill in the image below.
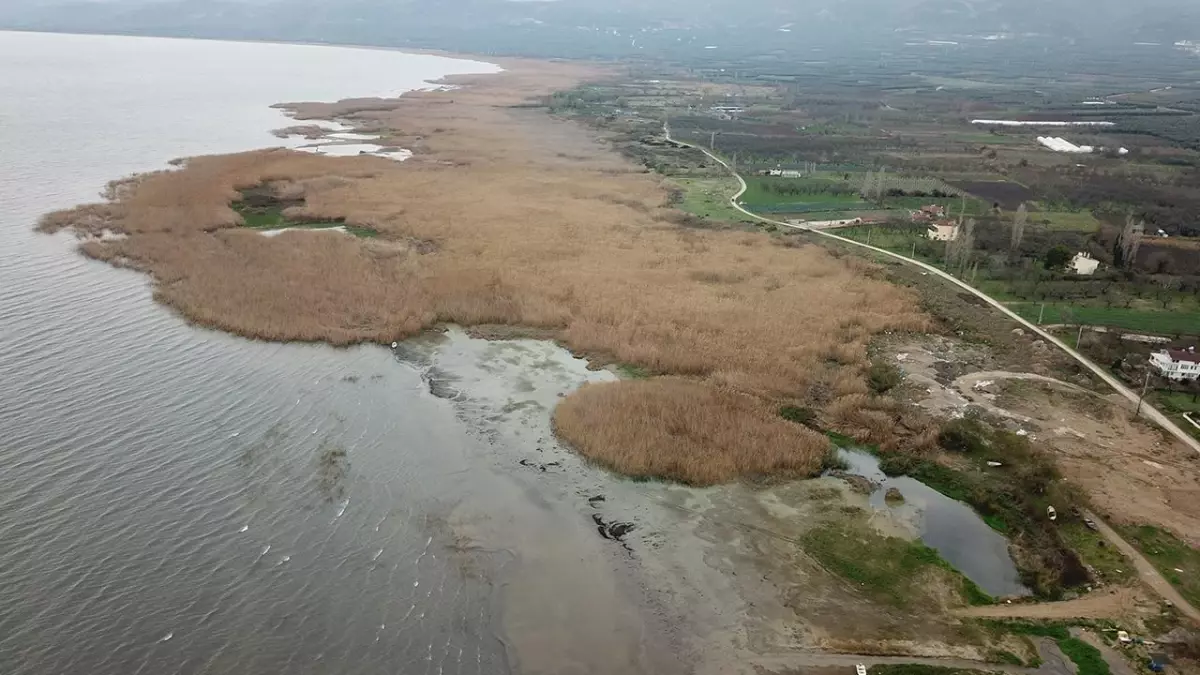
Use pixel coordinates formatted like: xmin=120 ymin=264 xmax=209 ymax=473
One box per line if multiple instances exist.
xmin=2 ymin=0 xmax=1199 ymax=58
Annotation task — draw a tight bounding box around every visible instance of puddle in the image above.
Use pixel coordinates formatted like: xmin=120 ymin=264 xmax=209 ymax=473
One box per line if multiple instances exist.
xmin=838 ymin=449 xmax=1029 ymax=597
xmin=257 ymin=225 xmax=349 ymax=237
xmin=327 ymin=132 xmax=380 ymax=141
xmin=296 ymin=143 xmax=412 ymax=161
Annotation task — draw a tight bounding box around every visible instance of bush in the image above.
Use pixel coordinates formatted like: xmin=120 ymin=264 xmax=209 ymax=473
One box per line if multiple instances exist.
xmin=779 ymin=405 xmax=819 ymax=428
xmin=937 ymin=417 xmax=989 ymax=454
xmin=867 ymin=361 xmax=904 ymax=394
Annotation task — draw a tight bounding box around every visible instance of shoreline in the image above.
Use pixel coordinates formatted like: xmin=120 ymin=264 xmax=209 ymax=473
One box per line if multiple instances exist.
xmin=8 ymin=31 xmax=1195 ymax=675
xmin=24 ymin=35 xmax=1073 ymax=671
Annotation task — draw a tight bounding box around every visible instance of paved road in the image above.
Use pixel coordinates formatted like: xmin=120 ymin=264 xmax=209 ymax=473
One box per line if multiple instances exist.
xmin=1083 ymin=510 xmax=1200 ymax=624
xmin=663 ymin=124 xmax=1200 ymax=457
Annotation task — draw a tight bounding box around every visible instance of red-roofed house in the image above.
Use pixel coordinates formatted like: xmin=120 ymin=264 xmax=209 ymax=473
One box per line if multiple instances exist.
xmin=1150 ymin=348 xmax=1200 ymax=381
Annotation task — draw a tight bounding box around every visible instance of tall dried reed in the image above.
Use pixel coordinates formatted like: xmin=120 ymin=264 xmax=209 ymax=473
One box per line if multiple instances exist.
xmin=42 ymin=58 xmax=930 ymax=483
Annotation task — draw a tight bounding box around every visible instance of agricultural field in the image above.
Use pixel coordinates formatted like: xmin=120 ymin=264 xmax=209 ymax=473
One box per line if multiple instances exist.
xmin=1008 ymin=303 xmax=1200 ymax=335
xmin=739 ymin=173 xmax=983 ymax=219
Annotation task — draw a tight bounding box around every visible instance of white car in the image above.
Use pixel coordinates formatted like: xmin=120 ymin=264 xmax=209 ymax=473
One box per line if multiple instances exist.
xmin=856 ymin=665 xmax=868 ymax=675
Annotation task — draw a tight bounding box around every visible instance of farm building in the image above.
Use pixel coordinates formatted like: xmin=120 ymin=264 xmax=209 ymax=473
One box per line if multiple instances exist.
xmin=1069 ymin=252 xmax=1101 ymax=276
xmin=927 ymin=222 xmax=959 ymax=241
xmin=911 ymin=205 xmax=947 ymax=222
xmin=1150 ymin=348 xmax=1200 ymax=381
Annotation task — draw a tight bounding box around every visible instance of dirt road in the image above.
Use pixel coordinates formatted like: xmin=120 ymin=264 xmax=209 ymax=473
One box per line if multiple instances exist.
xmin=955 ymin=511 xmax=1200 ymax=625
xmin=956 ymin=587 xmax=1146 ymax=620
xmin=663 ymin=125 xmax=1200 ymax=457
xmin=1084 ymin=510 xmax=1200 ymax=624
xmin=753 ymin=639 xmax=1074 ymax=675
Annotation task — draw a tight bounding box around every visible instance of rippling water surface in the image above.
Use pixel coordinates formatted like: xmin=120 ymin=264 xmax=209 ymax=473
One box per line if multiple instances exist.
xmin=0 ymin=31 xmax=563 ymax=675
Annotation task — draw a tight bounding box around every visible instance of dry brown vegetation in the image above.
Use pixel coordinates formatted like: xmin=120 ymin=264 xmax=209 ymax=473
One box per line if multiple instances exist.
xmin=41 ymin=57 xmax=929 ymax=485
xmin=555 ymin=378 xmax=833 ymax=485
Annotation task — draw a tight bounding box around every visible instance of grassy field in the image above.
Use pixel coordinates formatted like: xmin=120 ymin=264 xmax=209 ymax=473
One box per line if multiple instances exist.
xmin=1031 ymin=210 xmax=1103 ymax=232
xmin=1007 ymin=303 xmax=1200 ymax=335
xmin=740 ymin=175 xmax=983 ymax=217
xmin=739 ymin=176 xmax=864 ymax=206
xmin=671 ymin=176 xmax=748 ymax=223
xmin=802 ymin=522 xmax=993 ymax=608
xmin=1058 ymin=523 xmax=1135 ymax=585
xmin=1118 ymin=525 xmax=1200 ymax=609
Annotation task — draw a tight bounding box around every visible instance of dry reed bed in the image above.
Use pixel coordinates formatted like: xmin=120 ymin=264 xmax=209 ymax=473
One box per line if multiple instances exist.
xmin=41 ymin=58 xmax=929 ymax=485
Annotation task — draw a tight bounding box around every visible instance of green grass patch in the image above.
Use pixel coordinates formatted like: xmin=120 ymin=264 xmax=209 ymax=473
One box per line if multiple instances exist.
xmin=232 ymin=202 xmax=373 ymax=236
xmin=983 ymin=619 xmax=1070 ymax=640
xmin=869 ymin=666 xmax=989 ymax=675
xmin=1118 ymin=524 xmax=1200 ymax=608
xmin=986 ymin=649 xmax=1026 ymax=666
xmin=1032 ymin=210 xmax=1103 ymax=232
xmin=1153 ymin=390 xmax=1200 ymax=414
xmin=344 ymin=225 xmax=380 ymax=238
xmin=616 ymin=364 xmax=652 ymax=379
xmin=669 ymin=177 xmax=746 ymax=223
xmin=1059 ymin=524 xmax=1135 ymax=583
xmin=1056 ymin=637 xmax=1110 ymax=675
xmin=878 ymin=455 xmax=974 ymax=504
xmin=801 ymin=523 xmax=993 ymax=608
xmin=740 ymin=176 xmax=863 ymax=206
xmin=1008 ymin=302 xmax=1200 ymax=335
xmin=779 ymin=405 xmax=819 ymax=428
xmin=982 ymin=621 xmax=1111 ymax=675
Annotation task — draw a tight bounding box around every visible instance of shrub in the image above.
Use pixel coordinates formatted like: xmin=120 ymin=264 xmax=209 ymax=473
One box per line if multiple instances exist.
xmin=867 ymin=361 xmax=904 ymax=394
xmin=779 ymin=405 xmax=819 ymax=428
xmin=937 ymin=417 xmax=989 ymax=454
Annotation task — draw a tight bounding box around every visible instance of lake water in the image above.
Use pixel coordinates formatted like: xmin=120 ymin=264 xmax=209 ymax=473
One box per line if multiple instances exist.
xmin=0 ymin=31 xmax=674 ymax=675
xmin=838 ymin=449 xmax=1029 ymax=598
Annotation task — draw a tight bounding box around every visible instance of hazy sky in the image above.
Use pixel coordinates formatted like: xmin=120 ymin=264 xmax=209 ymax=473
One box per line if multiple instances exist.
xmin=1 ymin=0 xmax=1197 ymax=57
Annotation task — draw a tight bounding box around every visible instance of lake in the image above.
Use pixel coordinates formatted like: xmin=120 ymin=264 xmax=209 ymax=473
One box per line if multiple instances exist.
xmin=0 ymin=31 xmax=674 ymax=675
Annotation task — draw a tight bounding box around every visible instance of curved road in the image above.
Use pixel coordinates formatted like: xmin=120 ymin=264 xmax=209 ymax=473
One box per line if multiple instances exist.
xmin=663 ymin=124 xmax=1200 ymax=456
xmin=664 ymin=124 xmax=1200 ymax=624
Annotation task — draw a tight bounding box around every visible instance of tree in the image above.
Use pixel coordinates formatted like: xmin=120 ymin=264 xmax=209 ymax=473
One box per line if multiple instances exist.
xmin=1116 ymin=215 xmax=1145 ymax=270
xmin=1011 ymin=203 xmax=1028 ymax=258
xmin=874 ymin=167 xmax=888 ymax=202
xmin=1045 ymin=245 xmax=1072 ymax=270
xmin=859 ymin=170 xmax=875 ymax=200
xmin=947 ymin=218 xmax=976 ymax=275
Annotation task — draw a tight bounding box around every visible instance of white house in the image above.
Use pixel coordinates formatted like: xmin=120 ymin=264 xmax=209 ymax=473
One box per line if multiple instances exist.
xmin=1069 ymin=252 xmax=1101 ymax=276
xmin=927 ymin=223 xmax=959 ymax=241
xmin=1150 ymin=348 xmax=1200 ymax=381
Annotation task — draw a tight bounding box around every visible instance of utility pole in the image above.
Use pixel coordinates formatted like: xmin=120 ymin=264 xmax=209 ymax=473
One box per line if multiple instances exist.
xmin=866 ymin=228 xmax=873 ymax=246
xmin=1076 ymin=324 xmax=1085 ymax=349
xmin=1038 ymin=302 xmax=1045 ymax=325
xmin=1136 ymin=371 xmax=1152 ymax=418
xmin=710 ymin=131 xmax=716 ymax=151
xmin=911 ymin=241 xmax=917 ymax=258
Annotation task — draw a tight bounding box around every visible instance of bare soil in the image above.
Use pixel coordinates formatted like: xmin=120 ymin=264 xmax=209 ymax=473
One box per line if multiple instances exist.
xmin=884 ymin=335 xmax=1200 ymax=546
